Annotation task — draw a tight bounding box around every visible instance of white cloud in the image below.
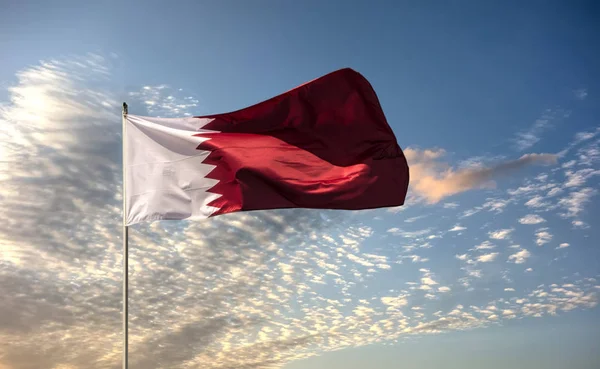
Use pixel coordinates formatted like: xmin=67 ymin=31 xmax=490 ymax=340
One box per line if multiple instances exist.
xmin=460 ymin=208 xmax=481 ymax=218
xmin=547 ymin=187 xmax=563 ymax=197
xmin=381 ymin=296 xmax=408 ymax=310
xmin=387 ymin=227 xmax=433 ymax=238
xmin=518 ymin=214 xmax=546 ymax=225
xmin=128 ymin=84 xmax=200 ymax=117
xmin=508 ymin=183 xmax=555 ymax=196
xmin=559 ymin=187 xmax=597 ymax=218
xmin=535 ymin=228 xmax=553 ymax=246
xmin=558 ymin=127 xmax=600 ymax=159
xmin=346 ymin=253 xmax=375 ymax=267
xmin=477 ymin=253 xmax=500 ymax=263
xmin=502 ymin=309 xmax=517 ymax=319
xmin=489 ymin=229 xmax=513 ymax=240
xmin=421 ymin=277 xmax=438 ymax=286
xmin=475 ymin=241 xmax=495 ymax=250
xmin=508 ymin=249 xmax=531 ymax=264
xmin=525 ymin=268 xmax=533 ymax=272
xmin=564 ymin=168 xmax=599 ymax=187
xmin=449 ymin=225 xmax=467 ymax=232
xmin=438 ymin=286 xmax=451 ymax=293
xmin=363 ymin=253 xmax=388 ymax=263
xmin=504 ymin=288 xmax=515 ymax=292
xmin=577 ymin=142 xmax=600 ymax=167
xmin=482 ymin=198 xmax=512 ymax=214
xmin=572 ymin=220 xmax=589 ymax=229
xmin=400 ymin=255 xmax=430 ymax=263
xmin=443 ymin=202 xmax=459 ymax=209
xmin=405 ymin=215 xmax=427 ymax=223
xmin=525 ymin=195 xmax=549 ymax=209
xmin=513 ymin=108 xmax=569 ymax=151
xmin=456 ymin=254 xmax=469 ymax=261
xmin=558 ymin=243 xmax=570 ymax=249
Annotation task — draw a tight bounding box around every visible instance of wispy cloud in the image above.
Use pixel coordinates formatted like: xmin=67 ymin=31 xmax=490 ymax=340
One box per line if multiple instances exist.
xmin=404 ymin=215 xmax=428 ymax=223
xmin=558 ymin=187 xmax=597 ymax=218
xmin=386 ymin=227 xmax=433 ymax=239
xmin=557 ymin=127 xmax=599 ymax=158
xmin=127 ymin=85 xmax=201 ymax=117
xmin=573 ymin=88 xmax=588 ymax=100
xmin=513 ymin=108 xmax=569 ymax=151
xmin=525 ymin=195 xmax=550 ymax=209
xmin=405 ymin=148 xmax=558 ymax=203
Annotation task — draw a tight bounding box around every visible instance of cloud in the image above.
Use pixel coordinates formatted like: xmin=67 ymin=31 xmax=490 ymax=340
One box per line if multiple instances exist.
xmin=0 ymin=54 xmax=125 ymax=368
xmin=535 ymin=228 xmax=553 ymax=246
xmin=513 ymin=108 xmax=569 ymax=151
xmin=572 ymin=220 xmax=589 ymax=229
xmin=477 ymin=253 xmax=500 ymax=263
xmin=1 ymin=53 xmax=598 ymax=369
xmin=525 ymin=195 xmax=550 ymax=209
xmin=573 ymin=88 xmax=588 ymax=100
xmin=381 ymin=296 xmax=408 ymax=310
xmin=386 ymin=227 xmax=433 ymax=239
xmin=127 ymin=85 xmax=201 ymax=117
xmin=449 ymin=225 xmax=466 ymax=232
xmin=518 ymin=214 xmax=546 ymax=225
xmin=474 ymin=241 xmax=495 ymax=250
xmin=404 ymin=148 xmax=557 ymax=203
xmin=0 ymin=55 xmax=369 ymax=369
xmin=564 ymin=169 xmax=599 ymax=188
xmin=455 ymin=254 xmax=469 ymax=261
xmin=404 ymin=215 xmax=427 ymax=223
xmin=421 ymin=277 xmax=438 ymax=286
xmin=559 ymin=188 xmax=597 ymax=218
xmin=489 ymin=229 xmax=513 ymax=240
xmin=346 ymin=253 xmax=375 ymax=267
xmin=508 ymin=249 xmax=531 ymax=264
xmin=558 ymin=243 xmax=570 ymax=249
xmin=557 ymin=127 xmax=600 ymax=158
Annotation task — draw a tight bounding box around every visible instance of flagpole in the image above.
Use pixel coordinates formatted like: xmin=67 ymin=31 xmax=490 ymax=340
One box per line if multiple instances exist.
xmin=122 ymin=102 xmax=129 ymax=369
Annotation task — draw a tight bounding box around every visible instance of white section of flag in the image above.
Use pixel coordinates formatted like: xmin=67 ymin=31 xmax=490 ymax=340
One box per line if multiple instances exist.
xmin=124 ymin=114 xmax=221 ymax=226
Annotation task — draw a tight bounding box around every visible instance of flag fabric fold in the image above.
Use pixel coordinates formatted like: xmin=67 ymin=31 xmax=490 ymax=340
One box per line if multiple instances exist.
xmin=124 ymin=68 xmax=409 ymax=225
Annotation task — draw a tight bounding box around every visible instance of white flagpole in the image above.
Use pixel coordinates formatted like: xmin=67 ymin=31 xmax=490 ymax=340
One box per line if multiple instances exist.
xmin=122 ymin=102 xmax=129 ymax=369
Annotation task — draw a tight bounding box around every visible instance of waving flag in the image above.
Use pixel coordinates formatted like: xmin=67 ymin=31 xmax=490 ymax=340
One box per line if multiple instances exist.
xmin=124 ymin=68 xmax=409 ymax=225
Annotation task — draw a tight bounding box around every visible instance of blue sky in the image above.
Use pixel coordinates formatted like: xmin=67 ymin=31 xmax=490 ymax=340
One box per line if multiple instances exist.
xmin=1 ymin=1 xmax=599 ymax=368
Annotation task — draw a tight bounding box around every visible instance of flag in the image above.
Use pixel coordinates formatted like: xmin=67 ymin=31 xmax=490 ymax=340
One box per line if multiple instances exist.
xmin=124 ymin=68 xmax=409 ymax=225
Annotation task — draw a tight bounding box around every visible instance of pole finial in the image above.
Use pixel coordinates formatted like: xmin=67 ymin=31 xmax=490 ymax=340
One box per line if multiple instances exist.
xmin=122 ymin=102 xmax=128 ymax=115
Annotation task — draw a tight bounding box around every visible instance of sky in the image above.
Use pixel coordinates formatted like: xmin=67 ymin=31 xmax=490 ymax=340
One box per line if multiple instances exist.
xmin=1 ymin=1 xmax=599 ymax=368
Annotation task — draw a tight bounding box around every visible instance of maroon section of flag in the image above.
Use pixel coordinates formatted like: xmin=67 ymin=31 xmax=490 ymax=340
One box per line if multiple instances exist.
xmin=194 ymin=68 xmax=409 ymax=216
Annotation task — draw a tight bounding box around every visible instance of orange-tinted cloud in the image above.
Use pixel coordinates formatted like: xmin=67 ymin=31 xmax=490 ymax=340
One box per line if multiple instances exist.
xmin=405 ymin=148 xmax=557 ymax=203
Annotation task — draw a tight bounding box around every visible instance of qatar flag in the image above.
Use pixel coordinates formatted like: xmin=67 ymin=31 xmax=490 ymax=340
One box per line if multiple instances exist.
xmin=124 ymin=68 xmax=409 ymax=225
